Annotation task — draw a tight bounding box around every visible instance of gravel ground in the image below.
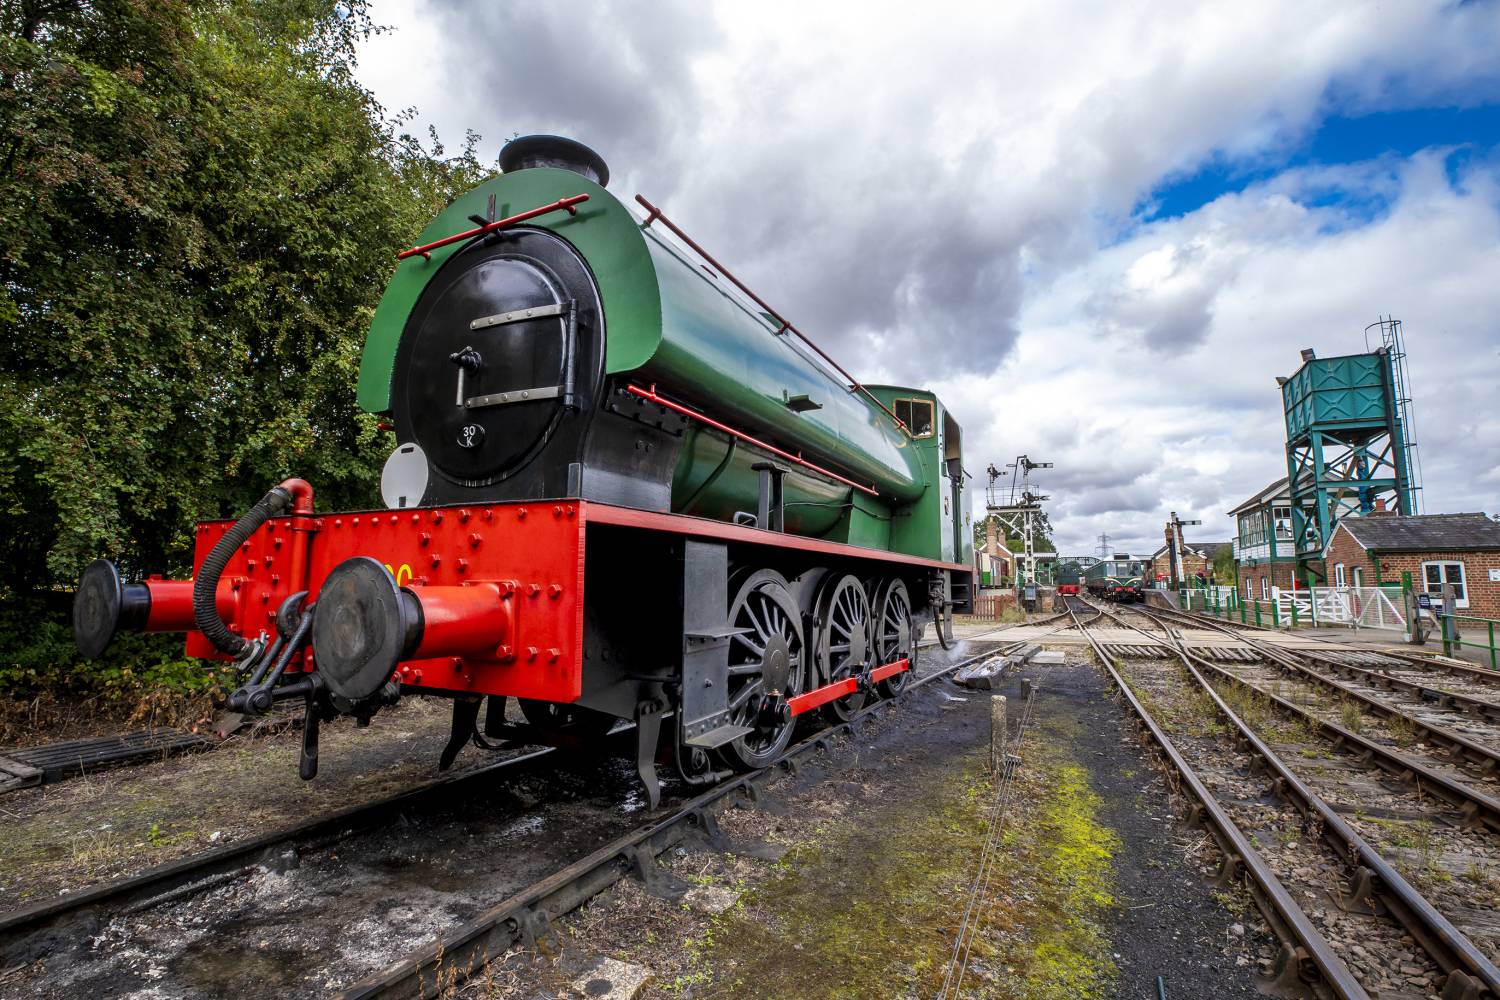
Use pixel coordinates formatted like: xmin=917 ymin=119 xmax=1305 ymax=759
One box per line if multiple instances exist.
xmin=1022 ymin=657 xmax=1268 ymax=999
xmin=460 ymin=650 xmax=1274 ymax=999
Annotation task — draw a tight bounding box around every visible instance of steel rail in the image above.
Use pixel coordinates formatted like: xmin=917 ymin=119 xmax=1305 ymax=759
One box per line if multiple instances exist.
xmin=1154 ymin=602 xmax=1500 ymax=684
xmin=1200 ymin=660 xmax=1500 ymax=835
xmin=1 ymin=617 xmax=1022 ymax=945
xmin=1118 ymin=604 xmax=1500 ymax=999
xmin=1153 ymin=605 xmax=1500 ymax=716
xmin=1063 ymin=602 xmax=1368 ymax=999
xmin=1304 ymin=657 xmax=1500 ymax=722
xmin=335 ymin=638 xmax=1044 ymax=1000
xmin=0 ymin=747 xmax=556 ymax=942
xmin=1148 ymin=606 xmax=1500 ymax=775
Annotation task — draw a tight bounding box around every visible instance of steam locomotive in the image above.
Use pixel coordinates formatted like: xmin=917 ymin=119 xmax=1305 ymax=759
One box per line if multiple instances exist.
xmin=71 ymin=136 xmax=974 ymax=804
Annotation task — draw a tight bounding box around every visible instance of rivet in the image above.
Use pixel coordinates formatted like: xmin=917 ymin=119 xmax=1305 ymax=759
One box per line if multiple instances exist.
xmin=353 ymin=517 xmax=361 ymax=526
xmin=526 ymin=646 xmax=539 ymax=661
xmin=498 ymin=644 xmax=514 ymax=660
xmin=528 ymin=583 xmax=541 ymax=597
xmin=411 ymin=513 xmax=420 ymax=523
xmin=547 ymin=648 xmax=561 ymax=663
xmin=548 ymin=584 xmax=562 ymax=599
xmin=420 ymin=532 xmax=432 ymax=547
xmin=273 ymin=536 xmax=284 ymax=549
xmin=566 ymin=507 xmax=576 ymax=519
xmin=263 ymin=555 xmax=273 ymax=567
xmin=413 ymin=670 xmax=423 ymax=683
xmin=433 ymin=511 xmax=444 ymax=524
xmin=484 ymin=509 xmax=493 ymax=521
xmin=335 ymin=518 xmax=343 ymax=528
xmin=469 ymin=533 xmax=482 ymax=548
xmin=271 ymin=574 xmax=280 ymax=586
xmin=459 ymin=508 xmax=471 ymax=523
xmin=553 ymin=505 xmax=563 ymax=517
xmin=500 ymin=580 xmax=517 ymax=596
xmin=430 ymin=554 xmax=442 ymax=567
xmin=451 ymin=658 xmax=462 ymax=670
xmin=457 ymin=559 xmax=469 ymax=573
xmin=261 ymin=591 xmax=270 ymax=603
xmin=389 ymin=514 xmax=398 ymax=525
xmin=517 ymin=507 xmax=528 ymax=519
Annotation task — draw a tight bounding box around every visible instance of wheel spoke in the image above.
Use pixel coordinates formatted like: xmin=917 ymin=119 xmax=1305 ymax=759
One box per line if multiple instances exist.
xmin=727 ymin=662 xmax=763 ymax=676
xmin=729 ymin=678 xmax=761 ymax=710
xmin=732 ymin=631 xmax=766 ymax=657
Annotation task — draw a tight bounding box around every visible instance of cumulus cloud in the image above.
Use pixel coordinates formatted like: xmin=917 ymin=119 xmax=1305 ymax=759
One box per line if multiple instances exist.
xmin=356 ymin=0 xmax=1500 ymax=555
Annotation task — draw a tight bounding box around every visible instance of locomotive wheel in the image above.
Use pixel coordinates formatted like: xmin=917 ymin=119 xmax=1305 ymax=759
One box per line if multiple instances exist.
xmin=870 ymin=579 xmax=915 ymax=698
xmin=718 ymin=570 xmax=806 ymax=771
xmin=517 ymin=698 xmax=616 ymax=738
xmin=814 ymin=573 xmax=871 ymax=723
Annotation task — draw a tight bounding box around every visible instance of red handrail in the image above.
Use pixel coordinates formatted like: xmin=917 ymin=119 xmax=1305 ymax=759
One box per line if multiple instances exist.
xmin=625 ymin=384 xmax=879 ymax=497
xmin=633 ymin=194 xmax=910 ymax=437
xmin=396 ymin=194 xmax=591 ymax=261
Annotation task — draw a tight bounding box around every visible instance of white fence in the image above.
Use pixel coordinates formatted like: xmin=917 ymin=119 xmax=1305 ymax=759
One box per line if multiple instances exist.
xmin=1182 ymin=585 xmax=1407 ymax=631
xmin=1289 ymin=586 xmax=1406 ymax=630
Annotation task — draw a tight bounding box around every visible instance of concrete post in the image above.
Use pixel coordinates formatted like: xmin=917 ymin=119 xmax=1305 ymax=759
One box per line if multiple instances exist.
xmin=990 ymin=694 xmax=1007 ymax=776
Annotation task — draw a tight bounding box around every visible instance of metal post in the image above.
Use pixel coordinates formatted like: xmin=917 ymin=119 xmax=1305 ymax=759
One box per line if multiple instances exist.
xmin=1254 ymin=601 xmax=1262 ymax=627
xmin=1271 ymin=598 xmax=1279 ymax=628
xmin=1290 ymin=600 xmax=1299 ymax=628
xmin=1488 ymin=620 xmax=1495 ymax=671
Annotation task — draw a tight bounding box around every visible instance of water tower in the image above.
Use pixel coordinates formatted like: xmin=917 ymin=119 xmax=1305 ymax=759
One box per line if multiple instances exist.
xmin=1279 ymin=321 xmax=1419 ymax=583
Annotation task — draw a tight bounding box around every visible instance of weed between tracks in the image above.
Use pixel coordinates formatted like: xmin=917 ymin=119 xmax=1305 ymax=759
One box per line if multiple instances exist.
xmin=678 ymin=723 xmax=1119 ymax=998
xmin=471 ymin=705 xmax=1122 ymax=998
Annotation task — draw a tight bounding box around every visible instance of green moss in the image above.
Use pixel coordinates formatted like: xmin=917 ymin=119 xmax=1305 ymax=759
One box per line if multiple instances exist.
xmin=678 ymin=718 xmax=1120 ymax=998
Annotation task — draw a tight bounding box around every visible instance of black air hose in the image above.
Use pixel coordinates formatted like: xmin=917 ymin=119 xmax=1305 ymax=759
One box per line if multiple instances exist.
xmin=193 ymin=483 xmax=298 ymax=658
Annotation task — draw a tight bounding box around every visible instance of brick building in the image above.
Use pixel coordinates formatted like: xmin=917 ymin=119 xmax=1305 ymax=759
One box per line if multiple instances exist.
xmin=1324 ymin=513 xmax=1500 ymax=619
xmin=1149 ymin=541 xmax=1232 ymax=587
xmin=1229 ymin=477 xmax=1302 ymax=599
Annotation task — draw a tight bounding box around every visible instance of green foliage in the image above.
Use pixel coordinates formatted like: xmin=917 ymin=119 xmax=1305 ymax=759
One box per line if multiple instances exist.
xmin=0 ymin=0 xmax=492 ymax=700
xmin=1212 ymin=544 xmax=1236 ymax=584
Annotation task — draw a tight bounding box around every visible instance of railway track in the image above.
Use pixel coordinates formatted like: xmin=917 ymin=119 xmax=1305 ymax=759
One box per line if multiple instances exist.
xmin=1069 ymin=598 xmax=1500 ymax=999
xmin=0 ymin=611 xmax=1049 ymax=799
xmin=0 ymin=631 xmax=1040 ymax=999
xmin=1141 ymin=604 xmax=1500 ymax=775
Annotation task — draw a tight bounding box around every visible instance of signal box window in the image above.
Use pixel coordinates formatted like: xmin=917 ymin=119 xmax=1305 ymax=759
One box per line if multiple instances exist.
xmin=1422 ymin=561 xmax=1468 ymax=609
xmin=894 ymin=398 xmax=934 ymax=438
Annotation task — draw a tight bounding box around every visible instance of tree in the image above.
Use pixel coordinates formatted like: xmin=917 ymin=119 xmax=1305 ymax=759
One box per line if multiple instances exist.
xmin=1212 ymin=545 xmax=1237 ymax=586
xmin=0 ymin=0 xmax=490 ymax=695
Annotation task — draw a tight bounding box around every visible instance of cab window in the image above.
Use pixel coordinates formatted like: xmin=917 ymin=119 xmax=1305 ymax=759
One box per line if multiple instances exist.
xmin=894 ymin=398 xmax=934 ymax=438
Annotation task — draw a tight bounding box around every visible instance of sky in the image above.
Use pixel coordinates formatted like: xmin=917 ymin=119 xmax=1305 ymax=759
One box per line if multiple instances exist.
xmin=355 ymin=0 xmax=1500 ymax=557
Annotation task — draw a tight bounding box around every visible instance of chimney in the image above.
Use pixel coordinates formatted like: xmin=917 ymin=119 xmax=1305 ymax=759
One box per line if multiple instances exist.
xmin=985 ymin=515 xmax=998 ymax=556
xmin=499 ymin=135 xmax=610 ymax=187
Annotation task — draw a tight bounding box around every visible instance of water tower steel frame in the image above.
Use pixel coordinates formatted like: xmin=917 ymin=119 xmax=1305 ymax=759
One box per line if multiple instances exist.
xmin=1281 ymin=346 xmax=1413 ymax=582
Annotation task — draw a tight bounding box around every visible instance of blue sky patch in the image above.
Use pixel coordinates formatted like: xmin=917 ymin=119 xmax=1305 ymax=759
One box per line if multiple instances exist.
xmin=1141 ymin=104 xmax=1500 ymax=221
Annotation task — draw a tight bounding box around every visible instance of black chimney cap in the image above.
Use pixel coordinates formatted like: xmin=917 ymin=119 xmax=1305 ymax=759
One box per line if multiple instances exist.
xmin=499 ymin=135 xmax=609 ymax=187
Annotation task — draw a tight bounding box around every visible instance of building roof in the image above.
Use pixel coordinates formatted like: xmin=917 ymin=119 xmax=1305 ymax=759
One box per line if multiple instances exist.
xmin=1334 ymin=513 xmax=1500 ymax=553
xmin=1227 ymin=477 xmax=1290 ymax=517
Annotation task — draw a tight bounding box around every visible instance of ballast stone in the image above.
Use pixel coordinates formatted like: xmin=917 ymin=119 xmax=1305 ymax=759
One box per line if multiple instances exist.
xmin=571 ymin=957 xmax=652 ymax=1000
